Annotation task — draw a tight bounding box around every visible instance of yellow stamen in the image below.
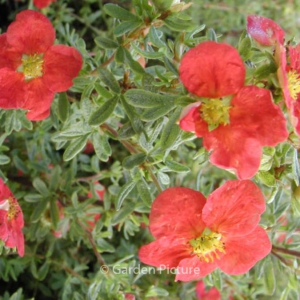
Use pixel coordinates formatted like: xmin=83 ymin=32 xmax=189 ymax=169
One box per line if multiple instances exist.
xmin=7 ymin=197 xmax=20 ymax=220
xmin=200 ymin=99 xmax=231 ymax=131
xmin=189 ymin=228 xmax=226 ymax=263
xmin=287 ymin=70 xmax=300 ymax=101
xmin=18 ymin=54 xmax=44 ymax=81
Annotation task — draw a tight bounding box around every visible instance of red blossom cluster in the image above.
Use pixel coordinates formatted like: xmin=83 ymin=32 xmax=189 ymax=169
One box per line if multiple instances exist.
xmin=0 ymin=10 xmax=82 ymax=120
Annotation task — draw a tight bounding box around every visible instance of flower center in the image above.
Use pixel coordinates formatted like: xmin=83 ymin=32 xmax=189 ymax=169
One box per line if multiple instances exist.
xmin=0 ymin=197 xmax=20 ymax=220
xmin=200 ymin=99 xmax=231 ymax=131
xmin=189 ymin=228 xmax=226 ymax=263
xmin=19 ymin=54 xmax=44 ymax=81
xmin=287 ymin=70 xmax=300 ymax=101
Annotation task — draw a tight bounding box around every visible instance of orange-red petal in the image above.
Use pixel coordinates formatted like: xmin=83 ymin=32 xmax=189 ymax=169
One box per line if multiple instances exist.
xmin=22 ymin=78 xmax=55 ymax=120
xmin=203 ymin=180 xmax=265 ymax=237
xmin=179 ymin=41 xmax=245 ymax=98
xmin=247 ymin=15 xmax=285 ymax=46
xmin=230 ymin=86 xmax=288 ymax=146
xmin=139 ymin=237 xmax=191 ymax=268
xmin=217 ymin=226 xmax=271 ymax=275
xmin=43 ymin=45 xmax=82 ymax=92
xmin=34 ymin=0 xmax=56 ymax=9
xmin=203 ymin=126 xmax=262 ymax=179
xmin=6 ymin=10 xmax=55 ymax=54
xmin=149 ymin=187 xmax=206 ymax=240
xmin=175 ymin=256 xmax=217 ymax=281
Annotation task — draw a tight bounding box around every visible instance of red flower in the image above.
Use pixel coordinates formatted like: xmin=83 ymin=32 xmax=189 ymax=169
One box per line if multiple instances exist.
xmin=247 ymin=15 xmax=285 ymax=46
xmin=179 ymin=41 xmax=288 ymax=179
xmin=0 ymin=179 xmax=24 ymax=256
xmin=139 ymin=180 xmax=271 ymax=281
xmin=196 ymin=281 xmax=220 ymax=300
xmin=88 ymin=181 xmax=105 ymax=200
xmin=34 ymin=0 xmax=56 ymax=9
xmin=0 ymin=10 xmax=82 ymax=120
xmin=277 ymin=43 xmax=300 ymax=134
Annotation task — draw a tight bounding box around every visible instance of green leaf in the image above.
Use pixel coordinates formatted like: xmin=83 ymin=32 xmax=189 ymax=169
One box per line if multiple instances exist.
xmin=94 ymin=37 xmax=119 ymax=49
xmin=125 ymin=89 xmax=175 ymax=108
xmin=91 ymin=132 xmax=112 ymax=162
xmin=88 ymin=95 xmax=118 ymax=126
xmin=112 ymin=202 xmax=135 ymax=224
xmin=63 ymin=135 xmax=89 ymax=161
xmin=33 ymin=178 xmax=50 ymax=197
xmin=136 ymin=179 xmax=152 ymax=207
xmin=149 ymin=26 xmax=165 ymax=48
xmin=123 ymin=153 xmax=147 ymax=169
xmin=256 ymin=171 xmax=276 ymax=187
xmin=104 ymin=4 xmax=140 ymax=21
xmin=292 ymin=186 xmax=300 ymax=216
xmin=0 ymin=154 xmax=10 ymax=165
xmin=114 ymin=20 xmax=142 ymax=37
xmin=175 ymin=96 xmax=196 ymax=107
xmin=96 ymin=238 xmax=115 ymax=253
xmin=98 ymin=68 xmax=121 ymax=94
xmin=264 ymin=257 xmax=276 ymax=295
xmin=123 ymin=47 xmax=145 ymax=74
xmin=57 ymin=92 xmax=70 ymax=122
xmin=165 ymin=159 xmax=190 ymax=173
xmin=160 ymin=108 xmax=181 ymax=149
xmin=50 ymin=199 xmax=60 ymax=229
xmin=31 ymin=199 xmax=48 ymax=223
xmin=131 ymin=42 xmax=164 ymax=59
xmin=238 ymin=36 xmax=252 ymax=60
xmin=116 ymin=181 xmax=136 ymax=210
xmin=37 ymin=262 xmax=50 ymax=281
xmin=145 ymin=286 xmax=169 ymax=297
xmin=292 ymin=148 xmax=300 ymax=186
xmin=141 ymin=105 xmax=175 ymax=121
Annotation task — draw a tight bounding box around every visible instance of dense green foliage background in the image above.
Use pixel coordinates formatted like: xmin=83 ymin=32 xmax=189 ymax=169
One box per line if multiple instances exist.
xmin=0 ymin=0 xmax=299 ymax=299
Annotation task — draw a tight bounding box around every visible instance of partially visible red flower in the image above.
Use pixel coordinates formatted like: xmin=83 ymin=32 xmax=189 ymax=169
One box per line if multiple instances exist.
xmin=53 ymin=201 xmax=70 ymax=238
xmin=0 ymin=10 xmax=82 ymax=120
xmin=124 ymin=294 xmax=135 ymax=300
xmin=83 ymin=140 xmax=95 ymax=154
xmin=85 ymin=212 xmax=101 ymax=232
xmin=0 ymin=179 xmax=24 ymax=256
xmin=247 ymin=15 xmax=285 ymax=46
xmin=196 ymin=281 xmax=220 ymax=300
xmin=277 ymin=43 xmax=300 ymax=134
xmin=88 ymin=181 xmax=105 ymax=200
xmin=34 ymin=0 xmax=56 ymax=9
xmin=139 ymin=180 xmax=271 ymax=281
xmin=179 ymin=41 xmax=288 ymax=179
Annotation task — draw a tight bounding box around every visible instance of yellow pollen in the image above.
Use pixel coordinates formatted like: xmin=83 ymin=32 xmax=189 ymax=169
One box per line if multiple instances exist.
xmin=287 ymin=70 xmax=300 ymax=101
xmin=189 ymin=229 xmax=226 ymax=263
xmin=7 ymin=197 xmax=20 ymax=220
xmin=19 ymin=53 xmax=44 ymax=81
xmin=200 ymin=99 xmax=231 ymax=131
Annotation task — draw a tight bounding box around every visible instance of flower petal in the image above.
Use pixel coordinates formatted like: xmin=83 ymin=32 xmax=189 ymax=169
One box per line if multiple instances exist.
xmin=203 ymin=126 xmax=262 ymax=180
xmin=0 ymin=68 xmax=25 ymax=109
xmin=179 ymin=41 xmax=245 ymax=98
xmin=149 ymin=187 xmax=207 ymax=240
xmin=179 ymin=103 xmax=200 ymax=133
xmin=247 ymin=15 xmax=285 ymax=46
xmin=218 ymin=226 xmax=271 ymax=275
xmin=175 ymin=256 xmax=217 ymax=281
xmin=203 ymin=180 xmax=266 ymax=236
xmin=34 ymin=0 xmax=56 ymax=9
xmin=139 ymin=237 xmax=191 ymax=268
xmin=230 ymin=86 xmax=288 ymax=146
xmin=22 ymin=78 xmax=55 ymax=120
xmin=6 ymin=10 xmax=55 ymax=54
xmin=43 ymin=45 xmax=83 ymax=92
xmin=196 ymin=281 xmax=221 ymax=300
